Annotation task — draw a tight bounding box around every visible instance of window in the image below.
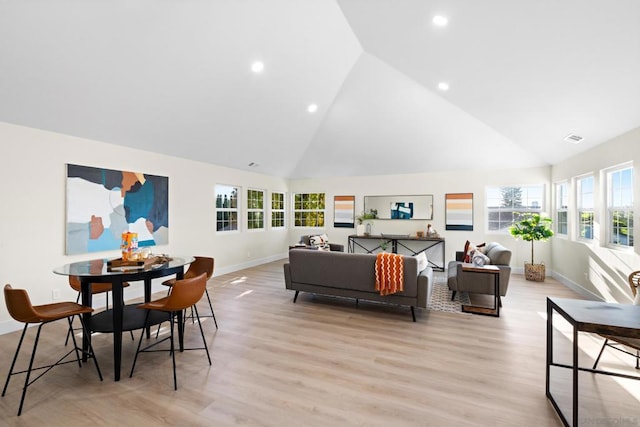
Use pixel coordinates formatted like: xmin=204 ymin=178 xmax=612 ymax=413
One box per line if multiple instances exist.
xmin=215 ymin=184 xmax=239 ymax=232
xmin=576 ymin=175 xmax=594 ymax=240
xmin=607 ymin=166 xmax=633 ymax=247
xmin=247 ymin=189 xmax=265 ymax=230
xmin=293 ymin=192 xmax=325 ymax=227
xmin=271 ymin=192 xmax=286 ymax=228
xmin=555 ymin=182 xmax=569 ymax=235
xmin=486 ymin=185 xmax=544 ymax=231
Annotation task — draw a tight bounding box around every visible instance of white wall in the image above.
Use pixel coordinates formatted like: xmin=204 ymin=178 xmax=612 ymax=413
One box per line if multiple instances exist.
xmin=0 ymin=122 xmax=289 ymax=332
xmin=289 ymin=165 xmax=552 ymax=272
xmin=2 ymin=120 xmax=638 ymax=333
xmin=551 ymin=127 xmax=640 ymax=303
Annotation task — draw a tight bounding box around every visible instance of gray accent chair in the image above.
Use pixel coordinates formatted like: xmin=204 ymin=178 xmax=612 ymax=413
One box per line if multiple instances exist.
xmin=447 ymin=242 xmax=512 ymax=302
xmin=284 ymin=249 xmax=433 ymax=321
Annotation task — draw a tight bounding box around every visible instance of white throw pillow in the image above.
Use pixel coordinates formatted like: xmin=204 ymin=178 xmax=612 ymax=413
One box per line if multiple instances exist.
xmin=471 ymin=251 xmax=491 ymax=267
xmin=415 ymin=252 xmax=428 ymax=272
xmin=309 ymin=234 xmax=330 ymax=250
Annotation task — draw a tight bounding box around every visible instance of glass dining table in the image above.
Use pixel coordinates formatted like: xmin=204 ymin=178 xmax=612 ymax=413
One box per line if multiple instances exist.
xmin=53 ymin=255 xmax=194 ymax=381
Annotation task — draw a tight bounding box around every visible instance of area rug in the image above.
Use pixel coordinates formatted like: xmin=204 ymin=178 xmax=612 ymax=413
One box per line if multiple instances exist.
xmin=428 ymin=274 xmax=471 ymax=313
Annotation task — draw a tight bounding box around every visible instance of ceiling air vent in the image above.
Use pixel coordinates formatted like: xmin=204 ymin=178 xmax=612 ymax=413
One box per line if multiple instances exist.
xmin=564 ymin=134 xmax=584 ymax=144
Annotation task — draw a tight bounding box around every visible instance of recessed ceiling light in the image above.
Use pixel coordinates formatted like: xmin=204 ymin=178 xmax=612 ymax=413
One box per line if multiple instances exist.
xmin=251 ymin=61 xmax=264 ymax=73
xmin=307 ymin=104 xmax=318 ymax=113
xmin=438 ymin=82 xmax=449 ymax=91
xmin=432 ymin=15 xmax=448 ymax=26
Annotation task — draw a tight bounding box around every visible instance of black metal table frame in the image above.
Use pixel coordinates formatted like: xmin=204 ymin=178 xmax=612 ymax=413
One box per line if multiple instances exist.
xmin=347 ymin=235 xmax=445 ymax=271
xmin=546 ymin=298 xmax=640 ymax=426
xmin=54 ymin=257 xmax=193 ymax=381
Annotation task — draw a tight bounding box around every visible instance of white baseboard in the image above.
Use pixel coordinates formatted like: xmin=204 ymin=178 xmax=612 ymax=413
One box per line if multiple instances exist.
xmin=215 ymin=253 xmax=288 ymax=276
xmin=550 ymin=271 xmax=603 ymax=301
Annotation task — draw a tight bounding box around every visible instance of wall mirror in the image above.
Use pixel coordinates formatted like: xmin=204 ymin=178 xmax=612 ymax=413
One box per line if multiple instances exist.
xmin=364 ymin=195 xmax=433 ymax=220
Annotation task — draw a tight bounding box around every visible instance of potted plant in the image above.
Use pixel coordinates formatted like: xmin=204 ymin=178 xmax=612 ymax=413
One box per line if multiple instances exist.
xmin=356 ymin=209 xmax=378 ymax=236
xmin=509 ymin=213 xmax=554 ymax=281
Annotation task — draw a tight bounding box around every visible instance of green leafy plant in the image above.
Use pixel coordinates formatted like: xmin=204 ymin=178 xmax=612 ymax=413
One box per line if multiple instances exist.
xmin=356 ymin=209 xmax=378 ymax=224
xmin=509 ymin=213 xmax=554 ymax=264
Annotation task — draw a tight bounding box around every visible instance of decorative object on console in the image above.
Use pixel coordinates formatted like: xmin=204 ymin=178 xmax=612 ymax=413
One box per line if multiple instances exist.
xmin=333 ymin=195 xmax=355 ymax=228
xmin=356 ymin=209 xmax=377 ymax=236
xmin=426 ymin=224 xmax=439 ymax=238
xmin=445 ymin=193 xmax=473 ymax=231
xmin=508 ymin=213 xmax=554 ymax=281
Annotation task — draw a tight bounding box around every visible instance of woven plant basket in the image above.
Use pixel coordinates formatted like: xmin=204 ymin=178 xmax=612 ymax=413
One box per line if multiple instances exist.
xmin=525 ymin=263 xmax=545 ymax=282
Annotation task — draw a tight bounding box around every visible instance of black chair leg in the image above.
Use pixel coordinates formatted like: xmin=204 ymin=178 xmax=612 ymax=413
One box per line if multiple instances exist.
xmin=2 ymin=324 xmax=28 ymax=397
xmin=17 ymin=324 xmax=44 ymax=416
xmin=193 ymin=305 xmax=212 ymax=366
xmin=204 ymin=289 xmax=218 ymax=329
xmin=130 ymin=311 xmax=151 ymax=378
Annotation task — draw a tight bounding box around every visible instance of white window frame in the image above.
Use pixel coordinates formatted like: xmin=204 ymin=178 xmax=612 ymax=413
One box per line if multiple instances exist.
xmin=555 ymin=181 xmax=569 ymax=237
xmin=293 ymin=192 xmax=326 ymax=227
xmin=576 ymin=175 xmax=594 ymax=241
xmin=486 ymin=185 xmax=545 ymax=233
xmin=271 ymin=191 xmax=286 ymax=229
xmin=606 ymin=164 xmax=633 ymax=248
xmin=215 ymin=184 xmax=240 ymax=233
xmin=247 ymin=188 xmax=265 ymax=231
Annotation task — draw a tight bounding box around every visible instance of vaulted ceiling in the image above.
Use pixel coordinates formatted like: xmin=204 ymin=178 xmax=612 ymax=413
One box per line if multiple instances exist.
xmin=1 ymin=1 xmax=639 ymax=178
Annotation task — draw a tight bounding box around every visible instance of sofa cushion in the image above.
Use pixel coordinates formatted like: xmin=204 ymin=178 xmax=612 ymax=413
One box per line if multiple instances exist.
xmin=415 ymin=252 xmax=428 ymax=272
xmin=463 ymin=240 xmax=486 ymax=263
xmin=484 ymin=242 xmax=512 ymax=265
xmin=309 ymin=234 xmax=330 ymax=250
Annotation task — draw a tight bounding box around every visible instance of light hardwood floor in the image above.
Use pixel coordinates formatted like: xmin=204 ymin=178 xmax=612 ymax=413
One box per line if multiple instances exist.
xmin=1 ymin=259 xmax=639 ymax=426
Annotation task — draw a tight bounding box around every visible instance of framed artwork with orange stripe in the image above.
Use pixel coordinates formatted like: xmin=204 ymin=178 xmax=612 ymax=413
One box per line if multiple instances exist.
xmin=445 ymin=193 xmax=473 ymax=231
xmin=334 ymin=195 xmax=355 ymax=228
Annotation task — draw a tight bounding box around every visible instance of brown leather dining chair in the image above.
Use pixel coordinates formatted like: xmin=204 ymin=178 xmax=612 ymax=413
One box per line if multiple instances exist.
xmin=66 ymin=275 xmax=134 ymax=345
xmin=592 ymin=270 xmax=640 ymax=370
xmin=129 ymin=273 xmax=212 ymax=390
xmin=2 ymin=284 xmax=103 ymax=416
xmin=161 ymin=256 xmax=218 ymax=329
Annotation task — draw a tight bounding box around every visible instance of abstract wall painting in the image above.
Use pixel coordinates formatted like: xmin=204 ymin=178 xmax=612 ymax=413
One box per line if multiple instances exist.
xmin=333 ymin=195 xmax=355 ymax=228
xmin=445 ymin=193 xmax=474 ymax=231
xmin=66 ymin=164 xmax=169 ymax=255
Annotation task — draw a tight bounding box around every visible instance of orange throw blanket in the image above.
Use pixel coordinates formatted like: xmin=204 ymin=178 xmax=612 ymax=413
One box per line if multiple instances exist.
xmin=375 ymin=253 xmax=404 ymax=296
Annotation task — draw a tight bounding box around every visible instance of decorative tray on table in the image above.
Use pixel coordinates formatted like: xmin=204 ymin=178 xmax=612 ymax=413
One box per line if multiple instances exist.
xmin=107 ymin=255 xmax=172 ymax=271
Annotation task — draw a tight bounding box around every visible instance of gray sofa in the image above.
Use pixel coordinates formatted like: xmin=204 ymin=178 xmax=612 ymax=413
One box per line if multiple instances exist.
xmin=447 ymin=242 xmax=512 ymax=301
xmin=284 ymin=249 xmax=433 ymax=321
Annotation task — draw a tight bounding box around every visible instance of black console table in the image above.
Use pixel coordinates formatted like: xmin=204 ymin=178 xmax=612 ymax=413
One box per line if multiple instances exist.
xmin=546 ymin=297 xmax=640 ymax=426
xmin=347 ymin=235 xmax=445 ymax=271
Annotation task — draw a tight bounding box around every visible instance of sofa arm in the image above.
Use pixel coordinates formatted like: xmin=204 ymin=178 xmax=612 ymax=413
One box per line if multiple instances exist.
xmin=416 ymin=267 xmax=433 ymax=308
xmin=329 ymin=243 xmax=344 ymax=252
xmin=455 ymin=263 xmax=511 ymax=296
xmin=283 ymin=263 xmax=293 ymax=290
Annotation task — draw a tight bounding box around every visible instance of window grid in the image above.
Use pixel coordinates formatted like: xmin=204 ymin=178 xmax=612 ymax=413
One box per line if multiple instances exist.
xmin=216 ymin=185 xmax=239 ymax=232
xmin=293 ymin=193 xmax=326 ymax=227
xmin=607 ymin=167 xmax=633 ymax=247
xmin=556 ymin=182 xmax=569 ymax=235
xmin=577 ymin=176 xmax=594 ymax=240
xmin=247 ymin=189 xmax=265 ymax=230
xmin=486 ymin=185 xmax=544 ymax=231
xmin=271 ymin=192 xmax=285 ymax=228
